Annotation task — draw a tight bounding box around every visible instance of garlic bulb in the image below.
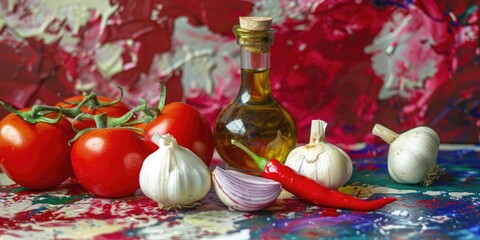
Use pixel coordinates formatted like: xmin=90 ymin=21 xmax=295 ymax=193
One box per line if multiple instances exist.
xmin=372 ymin=124 xmax=443 ymax=186
xmin=139 ymin=133 xmax=211 ymax=209
xmin=212 ymin=167 xmax=282 ymax=212
xmin=284 ymin=119 xmax=352 ymax=189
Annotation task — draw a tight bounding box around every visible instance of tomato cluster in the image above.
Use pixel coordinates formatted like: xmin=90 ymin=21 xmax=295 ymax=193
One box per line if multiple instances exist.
xmin=0 ymin=90 xmax=214 ymax=198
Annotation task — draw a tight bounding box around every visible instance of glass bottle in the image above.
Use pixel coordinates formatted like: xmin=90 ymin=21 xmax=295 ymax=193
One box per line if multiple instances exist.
xmin=214 ymin=17 xmax=297 ymax=174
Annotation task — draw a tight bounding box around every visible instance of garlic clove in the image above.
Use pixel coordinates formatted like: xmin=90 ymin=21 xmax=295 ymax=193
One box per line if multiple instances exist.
xmin=265 ymin=130 xmax=290 ymax=161
xmin=212 ymin=167 xmax=282 ymax=212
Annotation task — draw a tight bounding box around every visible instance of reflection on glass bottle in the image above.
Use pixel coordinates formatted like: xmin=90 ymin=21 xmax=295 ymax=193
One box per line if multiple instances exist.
xmin=214 ymin=17 xmax=297 ymax=174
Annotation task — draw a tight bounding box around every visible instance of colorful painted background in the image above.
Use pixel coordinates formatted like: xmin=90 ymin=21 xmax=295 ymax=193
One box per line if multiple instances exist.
xmin=0 ymin=0 xmax=479 ymax=144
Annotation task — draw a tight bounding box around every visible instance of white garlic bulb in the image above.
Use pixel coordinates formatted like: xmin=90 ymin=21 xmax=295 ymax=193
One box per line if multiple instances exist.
xmin=284 ymin=119 xmax=353 ymax=189
xmin=372 ymin=124 xmax=443 ymax=186
xmin=139 ymin=133 xmax=211 ymax=209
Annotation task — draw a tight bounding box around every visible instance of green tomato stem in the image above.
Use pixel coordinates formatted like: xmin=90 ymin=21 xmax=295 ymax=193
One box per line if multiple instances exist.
xmin=107 ymin=99 xmax=150 ymax=127
xmin=123 ymin=99 xmax=160 ymax=126
xmin=0 ymin=89 xmax=120 ymax=125
xmin=0 ymin=100 xmax=62 ymax=124
xmin=58 ymin=87 xmax=125 ymax=110
xmin=157 ymin=82 xmax=167 ymax=112
xmin=123 ymin=84 xmax=164 ymax=126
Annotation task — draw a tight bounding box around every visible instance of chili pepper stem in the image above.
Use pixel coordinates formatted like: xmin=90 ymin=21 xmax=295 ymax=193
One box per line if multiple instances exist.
xmin=231 ymin=139 xmax=268 ymax=170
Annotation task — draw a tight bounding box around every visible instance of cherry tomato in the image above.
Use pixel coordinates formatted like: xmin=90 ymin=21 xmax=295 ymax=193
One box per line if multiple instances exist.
xmin=71 ymin=128 xmax=150 ymax=198
xmin=0 ymin=112 xmax=75 ymax=189
xmin=143 ymin=102 xmax=214 ymax=166
xmin=56 ymin=95 xmax=131 ymax=130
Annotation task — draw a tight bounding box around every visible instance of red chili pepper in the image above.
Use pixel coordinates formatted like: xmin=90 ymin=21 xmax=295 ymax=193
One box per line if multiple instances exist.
xmin=231 ymin=140 xmax=397 ymax=211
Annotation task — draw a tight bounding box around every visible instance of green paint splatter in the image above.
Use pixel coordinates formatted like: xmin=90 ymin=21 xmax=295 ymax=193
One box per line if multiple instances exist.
xmin=32 ymin=195 xmax=88 ymax=205
xmin=12 ymin=187 xmax=28 ymax=193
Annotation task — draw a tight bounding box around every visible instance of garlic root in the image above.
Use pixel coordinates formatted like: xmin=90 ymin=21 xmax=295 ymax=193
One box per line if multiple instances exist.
xmin=422 ymin=165 xmax=445 ymax=186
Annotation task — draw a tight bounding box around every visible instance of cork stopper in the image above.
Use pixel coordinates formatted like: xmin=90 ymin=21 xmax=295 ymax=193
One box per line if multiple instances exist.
xmin=239 ymin=17 xmax=272 ymax=31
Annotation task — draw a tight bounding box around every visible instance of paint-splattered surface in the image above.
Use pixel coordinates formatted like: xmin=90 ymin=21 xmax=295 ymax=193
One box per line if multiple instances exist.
xmin=1 ymin=145 xmax=479 ymax=239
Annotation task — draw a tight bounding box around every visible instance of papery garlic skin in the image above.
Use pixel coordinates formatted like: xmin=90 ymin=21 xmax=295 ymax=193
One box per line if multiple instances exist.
xmin=139 ymin=133 xmax=211 ymax=209
xmin=285 ymin=120 xmax=353 ymax=189
xmin=372 ymin=124 xmax=441 ymax=185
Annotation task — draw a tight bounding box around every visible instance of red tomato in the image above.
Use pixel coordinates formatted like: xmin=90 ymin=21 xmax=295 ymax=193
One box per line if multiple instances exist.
xmin=71 ymin=128 xmax=150 ymax=198
xmin=56 ymin=95 xmax=131 ymax=130
xmin=143 ymin=102 xmax=214 ymax=166
xmin=0 ymin=112 xmax=75 ymax=189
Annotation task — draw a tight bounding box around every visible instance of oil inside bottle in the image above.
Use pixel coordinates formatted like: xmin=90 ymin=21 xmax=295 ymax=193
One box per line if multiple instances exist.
xmin=214 ymin=68 xmax=297 ymax=174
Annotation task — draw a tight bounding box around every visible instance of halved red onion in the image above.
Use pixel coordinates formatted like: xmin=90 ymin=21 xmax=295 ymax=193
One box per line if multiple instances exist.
xmin=212 ymin=167 xmax=282 ymax=211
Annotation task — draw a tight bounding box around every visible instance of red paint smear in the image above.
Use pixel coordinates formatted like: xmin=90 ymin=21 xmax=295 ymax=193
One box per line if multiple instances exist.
xmin=321 ymin=208 xmax=339 ymax=217
xmin=0 ymin=207 xmax=64 ymax=231
xmin=167 ymin=220 xmax=182 ymax=228
xmin=93 ymin=231 xmax=143 ymax=240
xmin=271 ymin=198 xmax=310 ymax=213
xmin=10 ymin=189 xmax=42 ymax=202
xmin=417 ymin=199 xmax=458 ymax=209
xmin=357 ymin=165 xmax=378 ymax=171
xmin=261 ymin=236 xmax=282 ymax=240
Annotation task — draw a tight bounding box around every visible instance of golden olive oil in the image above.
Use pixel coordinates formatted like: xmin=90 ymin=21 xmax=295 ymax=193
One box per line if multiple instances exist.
xmin=215 ymin=68 xmax=297 ymax=174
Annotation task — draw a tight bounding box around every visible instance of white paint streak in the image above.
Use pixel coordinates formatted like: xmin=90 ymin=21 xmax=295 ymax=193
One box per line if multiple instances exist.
xmin=138 ymin=210 xmax=248 ymax=239
xmin=40 ymin=219 xmax=124 ymax=238
xmin=167 ymin=17 xmax=234 ymax=95
xmin=0 ymin=7 xmax=5 ymax=30
xmin=423 ymin=191 xmax=443 ymax=196
xmin=33 ymin=217 xmax=155 ymax=239
xmin=211 ymin=229 xmax=251 ymax=240
xmin=53 ymin=202 xmax=90 ymax=218
xmin=0 ymin=172 xmax=15 ymax=186
xmin=448 ymin=192 xmax=475 ymax=199
xmin=429 ymin=215 xmax=451 ymax=223
xmin=381 ymin=224 xmax=409 ymax=230
xmin=95 ymin=42 xmax=128 ymax=78
xmin=370 ymin=187 xmax=418 ymax=194
xmin=439 ymin=144 xmax=480 ymax=152
xmin=0 ymin=200 xmax=33 ymax=218
xmin=3 ymin=0 xmax=118 ymax=45
xmin=391 ymin=210 xmax=410 ymax=217
xmin=183 ymin=210 xmax=246 ymax=234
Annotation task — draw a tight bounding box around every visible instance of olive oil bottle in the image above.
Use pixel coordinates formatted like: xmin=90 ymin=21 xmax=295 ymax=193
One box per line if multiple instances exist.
xmin=214 ymin=17 xmax=297 ymax=174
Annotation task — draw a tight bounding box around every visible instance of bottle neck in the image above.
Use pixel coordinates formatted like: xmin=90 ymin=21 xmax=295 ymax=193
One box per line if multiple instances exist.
xmin=233 ymin=25 xmax=275 ymax=103
xmin=241 ymin=48 xmax=270 ymax=70
xmin=239 ymin=47 xmax=272 ymax=102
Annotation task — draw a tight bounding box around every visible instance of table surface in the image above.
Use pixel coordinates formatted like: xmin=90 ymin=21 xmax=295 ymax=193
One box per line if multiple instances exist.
xmin=1 ymin=145 xmax=479 ymax=239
